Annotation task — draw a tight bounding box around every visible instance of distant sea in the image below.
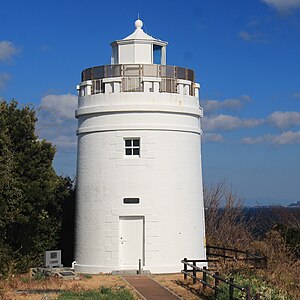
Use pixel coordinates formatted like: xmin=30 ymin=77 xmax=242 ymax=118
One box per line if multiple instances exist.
xmin=245 ymin=198 xmax=300 ymax=207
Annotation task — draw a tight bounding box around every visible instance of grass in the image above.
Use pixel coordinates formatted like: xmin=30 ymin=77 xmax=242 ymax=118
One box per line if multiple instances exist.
xmin=0 ymin=273 xmax=139 ymax=300
xmin=57 ymin=286 xmax=134 ymax=300
xmin=82 ymin=274 xmax=93 ymax=279
xmin=211 ymin=272 xmax=294 ymax=300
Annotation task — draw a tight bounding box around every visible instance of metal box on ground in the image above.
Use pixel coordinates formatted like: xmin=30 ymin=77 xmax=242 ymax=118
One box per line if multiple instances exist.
xmin=45 ymin=250 xmax=62 ymax=268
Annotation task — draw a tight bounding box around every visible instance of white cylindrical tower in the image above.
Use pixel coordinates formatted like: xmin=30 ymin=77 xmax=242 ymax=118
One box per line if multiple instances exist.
xmin=74 ymin=20 xmax=206 ymax=274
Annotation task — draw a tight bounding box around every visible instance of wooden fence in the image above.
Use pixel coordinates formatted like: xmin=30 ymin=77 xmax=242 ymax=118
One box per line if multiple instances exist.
xmin=181 ymin=258 xmax=261 ymax=299
xmin=206 ymin=245 xmax=267 ymax=268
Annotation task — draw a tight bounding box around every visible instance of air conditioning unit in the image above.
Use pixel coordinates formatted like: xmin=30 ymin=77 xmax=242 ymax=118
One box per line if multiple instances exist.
xmin=45 ymin=250 xmax=62 ymax=268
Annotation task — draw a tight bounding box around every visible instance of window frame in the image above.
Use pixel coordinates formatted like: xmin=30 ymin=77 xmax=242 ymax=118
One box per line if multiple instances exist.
xmin=124 ymin=138 xmax=141 ymax=157
xmin=153 ymin=44 xmax=162 ymax=64
xmin=123 ymin=198 xmax=140 ymax=204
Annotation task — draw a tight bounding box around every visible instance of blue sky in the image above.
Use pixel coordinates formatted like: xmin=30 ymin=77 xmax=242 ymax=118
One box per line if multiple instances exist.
xmin=1 ymin=0 xmax=300 ymax=206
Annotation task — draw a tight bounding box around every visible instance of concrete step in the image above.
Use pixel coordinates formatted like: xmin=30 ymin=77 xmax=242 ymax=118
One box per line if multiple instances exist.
xmin=112 ymin=269 xmax=151 ymax=275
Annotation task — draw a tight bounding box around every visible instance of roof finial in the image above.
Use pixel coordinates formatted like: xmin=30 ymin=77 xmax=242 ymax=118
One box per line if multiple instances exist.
xmin=135 ymin=17 xmax=143 ymax=30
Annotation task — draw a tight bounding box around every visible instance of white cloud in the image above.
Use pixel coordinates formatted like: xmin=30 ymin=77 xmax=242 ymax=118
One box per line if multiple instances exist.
xmin=37 ymin=94 xmax=77 ymax=150
xmin=292 ymin=92 xmax=300 ymax=98
xmin=242 ymin=136 xmax=265 ymax=145
xmin=240 ymin=95 xmax=252 ymax=102
xmin=268 ymin=111 xmax=300 ymax=129
xmin=41 ymin=45 xmax=51 ymax=52
xmin=0 ymin=73 xmax=10 ymax=90
xmin=238 ymin=31 xmax=268 ymax=44
xmin=202 ymin=98 xmax=244 ymax=114
xmin=202 ymin=133 xmax=224 ymax=143
xmin=50 ymin=135 xmax=77 ymax=150
xmin=201 ymin=95 xmax=251 ymax=115
xmin=0 ymin=41 xmax=19 ymax=62
xmin=239 ymin=31 xmax=251 ymax=41
xmin=242 ymin=131 xmax=300 ymax=145
xmin=272 ymin=131 xmax=300 ymax=144
xmin=202 ymin=114 xmax=263 ymax=131
xmin=262 ymin=0 xmax=300 ymax=14
xmin=40 ymin=94 xmax=77 ymax=120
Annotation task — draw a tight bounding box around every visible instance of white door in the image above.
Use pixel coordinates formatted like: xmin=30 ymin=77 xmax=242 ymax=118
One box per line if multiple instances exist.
xmin=119 ymin=216 xmax=144 ymax=268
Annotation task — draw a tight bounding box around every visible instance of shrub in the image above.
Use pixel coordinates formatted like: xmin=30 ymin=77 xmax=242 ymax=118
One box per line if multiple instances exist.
xmin=214 ymin=273 xmax=293 ymax=300
xmin=204 ymin=181 xmax=254 ymax=250
xmin=204 ymin=182 xmax=300 ymax=299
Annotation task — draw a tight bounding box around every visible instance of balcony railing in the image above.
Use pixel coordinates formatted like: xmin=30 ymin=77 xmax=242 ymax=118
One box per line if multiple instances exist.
xmin=78 ymin=64 xmax=199 ymax=97
xmin=82 ymin=64 xmax=195 ymax=82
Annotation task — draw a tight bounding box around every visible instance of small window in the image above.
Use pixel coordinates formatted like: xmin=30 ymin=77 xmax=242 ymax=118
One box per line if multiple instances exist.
xmin=112 ymin=45 xmax=119 ymax=64
xmin=153 ymin=44 xmax=162 ymax=64
xmin=123 ymin=198 xmax=140 ymax=204
xmin=124 ymin=138 xmax=140 ymax=156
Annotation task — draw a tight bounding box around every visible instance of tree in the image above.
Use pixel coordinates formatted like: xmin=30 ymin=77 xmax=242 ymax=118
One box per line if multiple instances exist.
xmin=204 ymin=181 xmax=254 ymax=249
xmin=0 ymin=100 xmax=73 ymax=275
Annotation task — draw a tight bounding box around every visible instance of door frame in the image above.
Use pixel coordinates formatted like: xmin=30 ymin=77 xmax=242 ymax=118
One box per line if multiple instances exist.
xmin=119 ymin=215 xmax=145 ymax=268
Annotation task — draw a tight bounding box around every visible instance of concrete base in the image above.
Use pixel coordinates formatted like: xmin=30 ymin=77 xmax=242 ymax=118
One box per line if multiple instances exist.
xmin=112 ymin=269 xmax=151 ymax=275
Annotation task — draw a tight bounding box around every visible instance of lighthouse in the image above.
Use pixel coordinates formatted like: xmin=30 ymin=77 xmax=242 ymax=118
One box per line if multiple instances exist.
xmin=74 ymin=19 xmax=206 ymax=274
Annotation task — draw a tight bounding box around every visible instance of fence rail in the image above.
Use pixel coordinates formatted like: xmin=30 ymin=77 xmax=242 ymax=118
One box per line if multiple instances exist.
xmin=181 ymin=258 xmax=261 ymax=300
xmin=206 ymin=245 xmax=267 ymax=268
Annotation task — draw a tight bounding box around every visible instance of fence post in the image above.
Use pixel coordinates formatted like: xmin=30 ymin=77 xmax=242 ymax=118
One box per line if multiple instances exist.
xmin=245 ymin=285 xmax=251 ymax=300
xmin=202 ymin=266 xmax=207 ymax=291
xmin=193 ymin=261 xmax=196 ymax=285
xmin=263 ymin=256 xmax=268 ymax=269
xmin=223 ymin=246 xmax=226 ymax=263
xmin=235 ymin=249 xmax=238 ymax=260
xmin=229 ymin=277 xmax=234 ymax=300
xmin=183 ymin=258 xmax=187 ymax=280
xmin=214 ymin=271 xmax=219 ymax=297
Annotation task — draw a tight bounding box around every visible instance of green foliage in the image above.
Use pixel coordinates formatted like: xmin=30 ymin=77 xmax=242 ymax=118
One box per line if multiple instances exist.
xmin=57 ymin=286 xmax=134 ymax=300
xmin=32 ymin=268 xmax=46 ymax=280
xmin=214 ymin=273 xmax=293 ymax=300
xmin=0 ymin=100 xmax=74 ymax=276
xmin=19 ymin=277 xmax=30 ymax=283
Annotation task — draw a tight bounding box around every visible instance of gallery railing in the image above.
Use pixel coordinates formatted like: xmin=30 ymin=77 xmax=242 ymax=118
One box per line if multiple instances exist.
xmin=79 ymin=64 xmax=197 ymax=96
xmin=81 ymin=64 xmax=195 ymax=82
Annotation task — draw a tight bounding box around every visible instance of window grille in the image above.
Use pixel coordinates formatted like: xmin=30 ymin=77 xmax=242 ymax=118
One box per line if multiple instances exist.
xmin=124 ymin=138 xmax=140 ymax=156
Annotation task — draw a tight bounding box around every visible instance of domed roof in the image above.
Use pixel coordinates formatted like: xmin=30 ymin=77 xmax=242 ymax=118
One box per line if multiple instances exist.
xmin=123 ymin=19 xmax=157 ymax=41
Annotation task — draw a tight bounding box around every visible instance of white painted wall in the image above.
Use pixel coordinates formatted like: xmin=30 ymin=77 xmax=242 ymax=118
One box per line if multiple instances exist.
xmin=75 ymin=19 xmax=205 ymax=274
xmin=75 ymin=90 xmax=206 ymax=273
xmin=111 ymin=20 xmax=167 ymax=65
